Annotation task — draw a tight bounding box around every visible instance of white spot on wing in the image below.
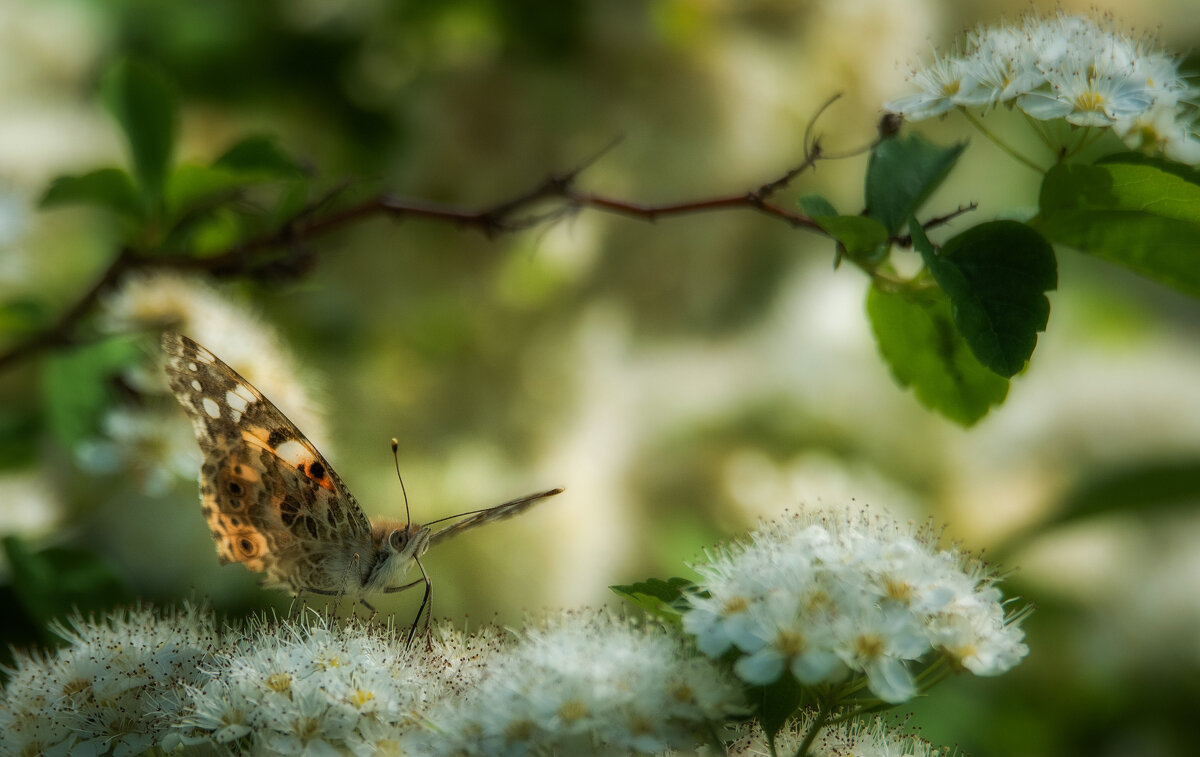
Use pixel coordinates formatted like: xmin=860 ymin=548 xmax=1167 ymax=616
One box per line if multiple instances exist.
xmin=191 ymin=379 xmax=202 ymax=392
xmin=187 ymin=362 xmax=198 ymax=371
xmin=202 ymin=398 xmax=221 ymax=418
xmin=225 ymin=388 xmax=252 ymax=413
xmin=273 ymin=439 xmax=312 ymax=466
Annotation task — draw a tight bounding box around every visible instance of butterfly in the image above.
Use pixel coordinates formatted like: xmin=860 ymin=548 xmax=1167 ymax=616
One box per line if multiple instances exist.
xmin=162 ymin=332 xmax=563 ymax=637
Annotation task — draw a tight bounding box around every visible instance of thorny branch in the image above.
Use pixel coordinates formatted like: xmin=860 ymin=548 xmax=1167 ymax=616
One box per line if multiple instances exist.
xmin=0 ymin=105 xmax=975 ymax=372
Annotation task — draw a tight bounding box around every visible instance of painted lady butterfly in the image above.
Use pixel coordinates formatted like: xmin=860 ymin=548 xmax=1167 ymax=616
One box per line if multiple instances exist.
xmin=162 ymin=332 xmax=563 ymax=622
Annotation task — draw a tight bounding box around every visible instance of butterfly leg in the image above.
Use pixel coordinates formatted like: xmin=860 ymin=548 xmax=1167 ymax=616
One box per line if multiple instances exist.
xmin=299 ymin=585 xmax=343 ymax=618
xmin=383 ymin=556 xmax=432 ymax=649
xmin=358 ymin=598 xmax=379 ymax=621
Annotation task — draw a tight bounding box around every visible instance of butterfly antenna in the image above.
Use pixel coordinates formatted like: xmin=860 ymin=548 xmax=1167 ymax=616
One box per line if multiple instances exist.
xmin=391 ymin=438 xmax=412 ymax=528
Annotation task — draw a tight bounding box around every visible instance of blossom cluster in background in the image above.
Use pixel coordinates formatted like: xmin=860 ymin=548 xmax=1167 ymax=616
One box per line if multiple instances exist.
xmin=682 ymin=506 xmax=1029 ymax=703
xmin=82 ymin=270 xmax=322 ymax=495
xmin=885 ymin=13 xmax=1200 ymax=163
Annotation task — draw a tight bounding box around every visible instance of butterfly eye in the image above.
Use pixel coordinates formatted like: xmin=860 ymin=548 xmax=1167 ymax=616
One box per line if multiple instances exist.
xmin=388 ymin=529 xmax=408 ymax=551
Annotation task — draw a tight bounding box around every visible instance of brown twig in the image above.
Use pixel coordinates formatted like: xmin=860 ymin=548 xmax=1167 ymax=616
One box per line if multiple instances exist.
xmin=0 ymin=124 xmax=956 ymax=372
xmin=894 ymin=203 xmax=980 ymax=247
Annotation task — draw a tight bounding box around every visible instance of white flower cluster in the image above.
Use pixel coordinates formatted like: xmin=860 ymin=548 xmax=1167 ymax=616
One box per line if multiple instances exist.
xmin=0 ymin=604 xmax=220 ymax=757
xmin=0 ymin=606 xmax=744 ymax=756
xmin=167 ymin=614 xmax=501 ymax=756
xmin=885 ymin=13 xmax=1200 ymax=163
xmin=424 ymin=610 xmax=745 ymax=756
xmin=683 ymin=506 xmax=1029 ymax=703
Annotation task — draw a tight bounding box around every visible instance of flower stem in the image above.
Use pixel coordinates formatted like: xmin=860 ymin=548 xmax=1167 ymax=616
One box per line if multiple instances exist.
xmin=961 ymin=108 xmax=1045 ymax=173
xmin=792 ymin=699 xmax=833 ymax=757
xmin=1021 ymin=111 xmax=1057 ymax=151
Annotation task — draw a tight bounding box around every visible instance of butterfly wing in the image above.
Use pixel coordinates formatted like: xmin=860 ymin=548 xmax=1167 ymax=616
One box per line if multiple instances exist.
xmin=162 ymin=332 xmax=372 ymax=593
xmin=427 ymin=487 xmax=564 ymax=547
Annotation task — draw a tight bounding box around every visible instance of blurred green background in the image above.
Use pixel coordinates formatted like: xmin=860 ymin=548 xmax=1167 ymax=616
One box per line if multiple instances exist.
xmin=2 ymin=1 xmax=1200 ymax=755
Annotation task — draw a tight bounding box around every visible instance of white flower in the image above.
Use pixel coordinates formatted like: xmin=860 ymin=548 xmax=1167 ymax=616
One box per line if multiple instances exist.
xmin=0 ymin=604 xmax=220 ymax=757
xmin=683 ymin=505 xmax=1029 ymax=704
xmin=957 ymin=21 xmax=1045 ymax=108
xmin=1115 ymin=101 xmax=1200 ymax=164
xmin=887 ymin=12 xmax=1200 ymax=164
xmin=172 ymin=613 xmax=485 ymax=753
xmin=1018 ymin=46 xmax=1157 ymax=126
xmin=426 ymin=609 xmax=744 ymax=756
xmin=884 ymin=51 xmax=978 ymax=119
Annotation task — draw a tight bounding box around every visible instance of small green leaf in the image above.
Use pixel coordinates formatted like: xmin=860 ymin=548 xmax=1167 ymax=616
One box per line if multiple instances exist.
xmin=913 ymin=220 xmax=1057 ymax=377
xmin=751 ymin=674 xmax=806 ymax=744
xmin=165 ymin=163 xmax=249 ymax=217
xmin=0 ymin=409 xmax=40 ymax=470
xmin=101 ymin=59 xmax=178 ymax=204
xmin=867 ymin=284 xmax=1009 ymax=426
xmin=866 ymin=133 xmax=966 ymax=235
xmin=797 ymin=193 xmax=839 ymax=219
xmin=187 ymin=206 xmax=243 ymax=254
xmin=41 ymin=337 xmax=141 ymax=446
xmin=215 ymin=135 xmax=303 ymax=178
xmin=3 ymin=536 xmax=131 ymax=630
xmin=0 ymin=298 xmax=50 ymax=336
xmin=40 ymin=168 xmax=144 ymax=220
xmin=610 ymin=577 xmax=694 ymax=623
xmin=817 ymin=216 xmax=890 ymax=260
xmin=1035 ymin=160 xmax=1200 ymax=297
xmin=798 ymin=193 xmax=890 ymax=262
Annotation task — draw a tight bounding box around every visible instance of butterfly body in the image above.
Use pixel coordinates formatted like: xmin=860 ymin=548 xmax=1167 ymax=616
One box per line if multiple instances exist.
xmin=162 ymin=332 xmax=560 ymax=602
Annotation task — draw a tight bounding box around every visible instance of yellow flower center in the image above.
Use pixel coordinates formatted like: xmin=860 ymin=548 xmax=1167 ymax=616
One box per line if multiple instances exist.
xmin=559 ymin=698 xmax=588 ymax=723
xmin=776 ymin=630 xmax=807 ymax=658
xmin=854 ymin=633 xmax=885 ymax=661
xmin=1074 ymin=89 xmax=1106 ymax=113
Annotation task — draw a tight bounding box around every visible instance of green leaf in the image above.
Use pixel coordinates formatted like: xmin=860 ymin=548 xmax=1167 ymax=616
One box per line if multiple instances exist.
xmin=798 ymin=193 xmax=890 ymax=262
xmin=0 ymin=297 xmax=50 ymax=336
xmin=866 ymin=133 xmax=966 ymax=235
xmin=3 ymin=536 xmax=131 ymax=630
xmin=818 ymin=216 xmax=890 ymax=260
xmin=0 ymin=409 xmax=40 ymax=470
xmin=215 ymin=135 xmax=303 ymax=178
xmin=751 ymin=674 xmax=806 ymax=744
xmin=1034 ymin=160 xmax=1200 ymax=297
xmin=187 ymin=206 xmax=243 ymax=254
xmin=101 ymin=59 xmax=178 ymax=204
xmin=165 ymin=163 xmax=250 ymax=217
xmin=610 ymin=577 xmax=694 ymax=623
xmin=41 ymin=336 xmax=141 ymax=446
xmin=797 ymin=193 xmax=839 ymax=219
xmin=913 ymin=220 xmax=1057 ymax=377
xmin=40 ymin=168 xmax=144 ymax=220
xmin=867 ymin=284 xmax=1009 ymax=426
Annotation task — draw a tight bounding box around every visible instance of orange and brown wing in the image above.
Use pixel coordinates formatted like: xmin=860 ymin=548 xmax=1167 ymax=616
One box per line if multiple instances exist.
xmin=162 ymin=332 xmax=371 ymax=591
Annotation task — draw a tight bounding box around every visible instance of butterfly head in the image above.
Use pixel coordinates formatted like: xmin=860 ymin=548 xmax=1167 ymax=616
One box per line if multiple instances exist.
xmin=364 ymin=521 xmax=432 ymax=592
